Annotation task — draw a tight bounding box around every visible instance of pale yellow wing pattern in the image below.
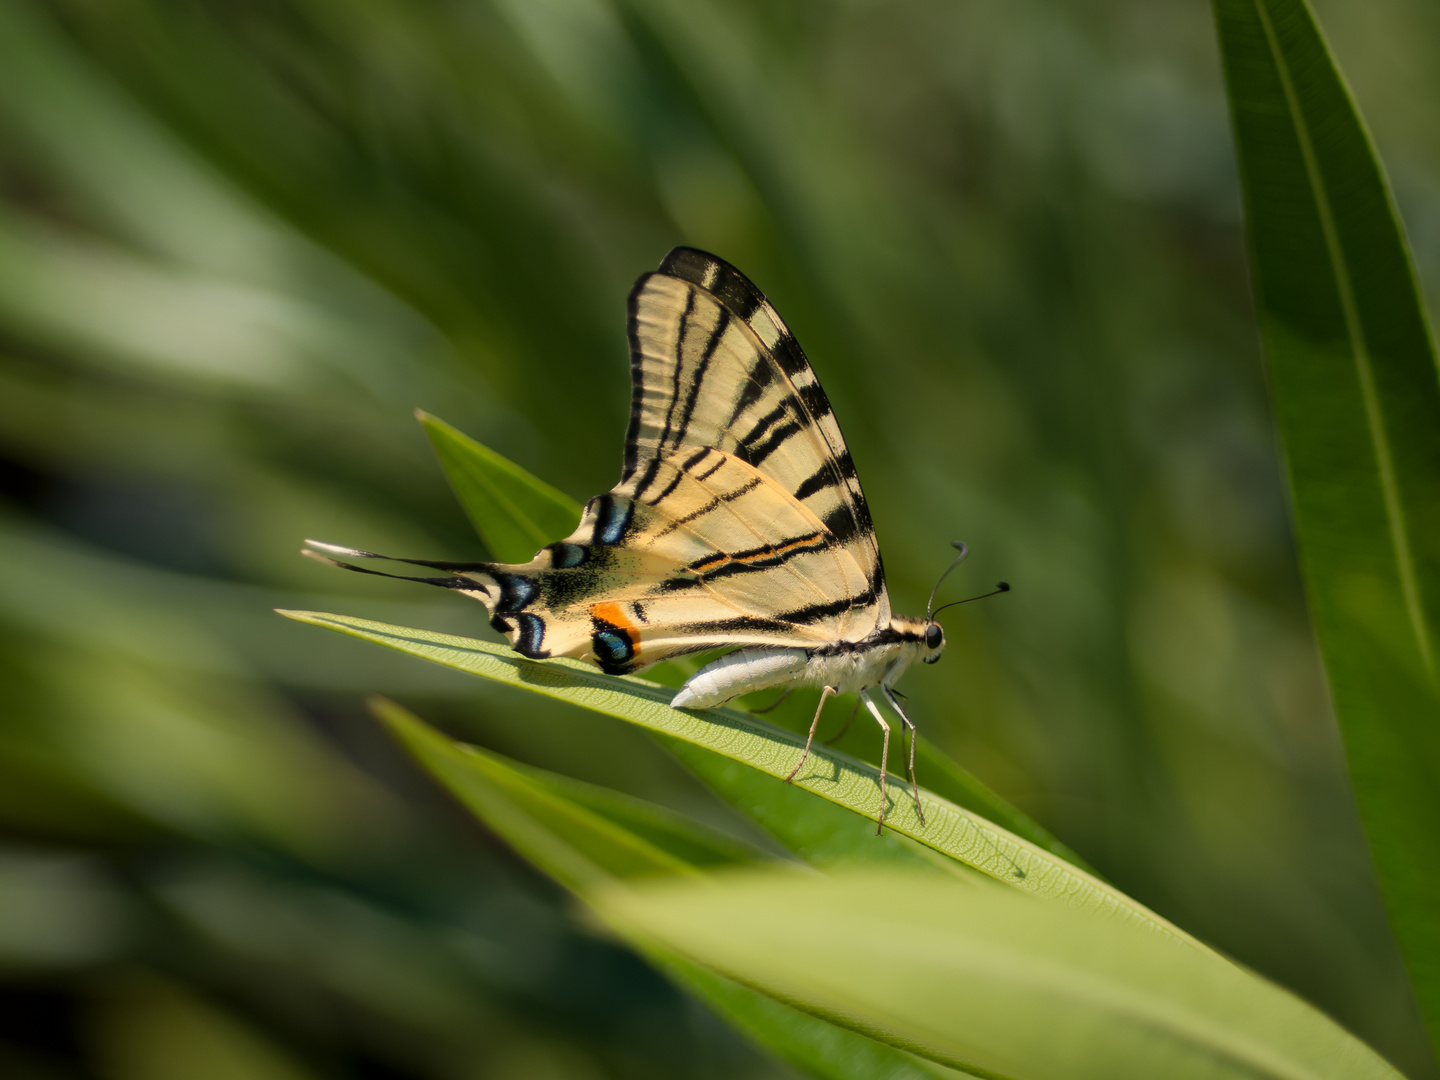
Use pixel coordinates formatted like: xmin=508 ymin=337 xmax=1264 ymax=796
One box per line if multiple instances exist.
xmin=623 ymin=248 xmax=890 ymax=633
xmin=307 ymin=249 xmax=891 ymax=675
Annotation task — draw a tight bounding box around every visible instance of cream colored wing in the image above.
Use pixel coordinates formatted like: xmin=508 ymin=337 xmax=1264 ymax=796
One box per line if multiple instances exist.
xmin=305 ymin=247 xmax=890 ymax=675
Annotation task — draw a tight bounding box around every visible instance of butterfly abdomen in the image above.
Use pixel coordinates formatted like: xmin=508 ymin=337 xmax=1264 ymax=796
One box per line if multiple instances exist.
xmin=670 ymin=648 xmax=809 ymax=709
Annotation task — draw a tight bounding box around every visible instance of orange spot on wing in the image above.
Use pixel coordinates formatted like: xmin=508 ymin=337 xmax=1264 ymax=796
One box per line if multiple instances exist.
xmin=589 ymin=602 xmax=642 ymax=653
xmin=589 ymin=601 xmax=632 ymax=629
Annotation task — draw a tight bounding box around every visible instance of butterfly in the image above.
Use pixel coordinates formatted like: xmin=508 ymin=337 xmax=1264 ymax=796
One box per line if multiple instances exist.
xmin=306 ymin=247 xmax=1004 ymax=831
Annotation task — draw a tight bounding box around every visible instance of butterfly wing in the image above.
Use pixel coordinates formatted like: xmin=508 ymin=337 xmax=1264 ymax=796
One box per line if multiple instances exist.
xmin=623 ymin=247 xmax=890 ymax=628
xmin=308 ymin=248 xmax=890 ymax=675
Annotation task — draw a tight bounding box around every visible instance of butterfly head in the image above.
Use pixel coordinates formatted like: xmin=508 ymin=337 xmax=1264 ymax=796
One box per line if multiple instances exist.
xmin=921 ymin=621 xmax=945 ymax=663
xmin=922 ymin=541 xmax=1010 ymax=664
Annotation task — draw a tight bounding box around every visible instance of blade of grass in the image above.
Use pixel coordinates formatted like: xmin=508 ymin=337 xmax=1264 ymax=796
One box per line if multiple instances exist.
xmin=1213 ymin=0 xmax=1440 ymax=1045
xmin=286 ymin=610 xmax=1191 ymax=943
xmin=370 ymin=697 xmax=961 ymax=1080
xmin=594 ymin=869 xmax=1405 ymax=1080
xmin=411 ymin=415 xmax=1083 ymax=868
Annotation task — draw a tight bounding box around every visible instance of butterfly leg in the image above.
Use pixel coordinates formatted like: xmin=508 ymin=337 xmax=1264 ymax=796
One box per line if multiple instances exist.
xmin=882 ymin=686 xmax=926 ymax=826
xmin=860 ymin=690 xmax=892 ymax=834
xmin=751 ymin=687 xmax=794 ymax=715
xmin=785 ymin=685 xmax=836 ymax=783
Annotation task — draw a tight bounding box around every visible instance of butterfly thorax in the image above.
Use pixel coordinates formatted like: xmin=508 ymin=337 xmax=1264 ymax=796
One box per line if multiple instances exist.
xmin=805 ymin=613 xmax=939 ymax=689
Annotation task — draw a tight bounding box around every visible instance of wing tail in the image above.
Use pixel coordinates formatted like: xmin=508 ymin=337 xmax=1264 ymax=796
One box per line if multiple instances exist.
xmin=300 ymin=539 xmax=556 ymax=653
xmin=303 ymin=539 xmax=493 ymax=572
xmin=300 ymin=541 xmax=476 ymax=588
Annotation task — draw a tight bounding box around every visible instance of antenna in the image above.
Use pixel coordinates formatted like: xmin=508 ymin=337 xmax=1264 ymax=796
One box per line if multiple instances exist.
xmin=926 ymin=541 xmax=969 ymax=620
xmin=932 ymin=582 xmax=1010 ymax=618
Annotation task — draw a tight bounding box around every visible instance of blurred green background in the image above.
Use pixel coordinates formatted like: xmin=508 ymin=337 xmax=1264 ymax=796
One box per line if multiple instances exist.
xmin=3 ymin=0 xmax=1440 ymax=1076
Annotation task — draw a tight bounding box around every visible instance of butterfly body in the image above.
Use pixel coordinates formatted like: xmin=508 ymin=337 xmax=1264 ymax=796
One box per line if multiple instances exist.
xmin=307 ymin=247 xmax=967 ymax=829
xmin=670 ymin=614 xmax=938 ymax=709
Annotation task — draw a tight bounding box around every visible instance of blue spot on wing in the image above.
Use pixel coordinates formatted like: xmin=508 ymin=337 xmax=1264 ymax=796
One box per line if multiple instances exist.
xmin=592 ymin=629 xmax=634 ymax=666
xmin=494 ymin=574 xmax=538 ymax=612
xmin=513 ymin=613 xmax=548 ymax=657
xmin=595 ymin=496 xmax=634 ymax=546
xmin=550 ymin=543 xmax=587 ymax=568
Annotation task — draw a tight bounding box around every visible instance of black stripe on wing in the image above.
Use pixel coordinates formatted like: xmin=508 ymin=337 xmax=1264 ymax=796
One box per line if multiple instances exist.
xmin=669 ymin=308 xmax=731 ymax=451
xmin=682 ymin=531 xmax=830 ymax=582
xmin=656 ymin=287 xmax=698 ymax=458
xmin=656 ymin=580 xmax=885 ymax=637
xmin=651 ymin=475 xmax=765 ymax=540
xmin=793 ymin=452 xmax=856 ymax=502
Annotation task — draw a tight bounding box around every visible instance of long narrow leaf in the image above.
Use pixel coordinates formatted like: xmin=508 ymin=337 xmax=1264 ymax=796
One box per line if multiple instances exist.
xmin=286 ymin=609 xmax=1193 ymax=942
xmin=594 ymin=869 xmax=1404 ymax=1080
xmin=370 ymin=697 xmax=960 ymax=1080
xmin=373 ymin=695 xmax=745 ymax=887
xmin=1213 ymin=0 xmax=1440 ymax=1044
xmin=671 ymin=961 xmax=968 ymax=1080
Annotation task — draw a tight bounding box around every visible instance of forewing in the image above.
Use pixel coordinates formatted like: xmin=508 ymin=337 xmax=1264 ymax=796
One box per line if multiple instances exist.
xmin=623 ymin=247 xmax=891 ymax=629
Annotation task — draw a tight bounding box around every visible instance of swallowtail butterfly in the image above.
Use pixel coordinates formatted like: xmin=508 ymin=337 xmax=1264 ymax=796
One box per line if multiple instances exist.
xmin=307 ymin=248 xmax=1003 ymax=830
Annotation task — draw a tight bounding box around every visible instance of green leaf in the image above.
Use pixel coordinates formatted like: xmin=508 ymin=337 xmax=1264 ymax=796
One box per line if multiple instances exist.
xmin=911 ymin=737 xmax=1095 ymax=875
xmin=594 ymin=869 xmax=1405 ymax=1080
xmin=369 ymin=696 xmax=959 ymax=1080
xmin=417 ymin=410 xmax=581 ymax=562
xmin=1212 ymin=0 xmax=1440 ymax=1045
xmin=669 ymin=960 xmax=965 ymax=1080
xmin=372 ymin=694 xmax=764 ymax=885
xmin=374 ymin=695 xmax=711 ymax=887
xmin=282 ymin=609 xmax=1192 ymax=942
xmin=412 ymin=417 xmax=1082 ymax=869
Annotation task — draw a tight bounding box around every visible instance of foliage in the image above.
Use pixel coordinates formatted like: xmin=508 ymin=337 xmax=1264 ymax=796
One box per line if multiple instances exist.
xmin=599 ymin=870 xmax=1400 ymax=1080
xmin=1214 ymin=0 xmax=1440 ymax=1050
xmin=370 ymin=697 xmax=954 ymax=1080
xmin=376 ymin=697 xmax=1401 ymax=1078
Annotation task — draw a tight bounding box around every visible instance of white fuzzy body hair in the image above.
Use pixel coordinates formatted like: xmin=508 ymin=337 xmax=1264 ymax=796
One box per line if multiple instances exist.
xmin=670 ymin=624 xmax=929 ymax=710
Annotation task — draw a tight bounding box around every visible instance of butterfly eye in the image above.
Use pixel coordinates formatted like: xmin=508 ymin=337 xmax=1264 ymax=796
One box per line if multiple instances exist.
xmin=925 ymin=623 xmax=943 ymax=649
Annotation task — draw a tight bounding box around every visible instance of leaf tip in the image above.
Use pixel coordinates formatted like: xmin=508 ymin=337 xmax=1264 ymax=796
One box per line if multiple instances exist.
xmin=366 ymin=693 xmax=410 ymax=733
